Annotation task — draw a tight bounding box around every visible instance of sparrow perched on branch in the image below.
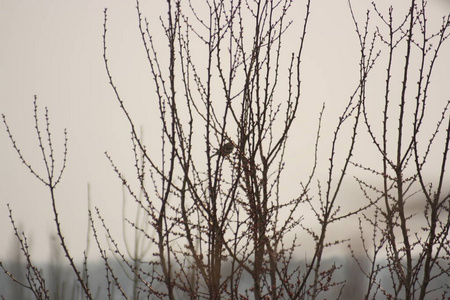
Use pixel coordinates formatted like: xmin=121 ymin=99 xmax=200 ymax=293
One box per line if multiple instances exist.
xmin=211 ymin=141 xmax=235 ymax=158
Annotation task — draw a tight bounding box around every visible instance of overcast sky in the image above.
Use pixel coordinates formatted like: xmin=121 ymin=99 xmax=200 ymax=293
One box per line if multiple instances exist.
xmin=1 ymin=0 xmax=449 ymax=263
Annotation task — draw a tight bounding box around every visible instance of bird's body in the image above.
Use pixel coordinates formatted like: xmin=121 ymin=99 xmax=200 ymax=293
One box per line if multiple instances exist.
xmin=211 ymin=141 xmax=234 ymax=158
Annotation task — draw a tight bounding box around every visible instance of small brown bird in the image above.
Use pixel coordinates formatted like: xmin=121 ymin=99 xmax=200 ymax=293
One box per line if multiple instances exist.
xmin=211 ymin=141 xmax=235 ymax=158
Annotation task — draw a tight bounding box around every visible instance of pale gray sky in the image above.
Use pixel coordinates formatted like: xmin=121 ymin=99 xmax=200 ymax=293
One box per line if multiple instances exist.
xmin=1 ymin=0 xmax=449 ymax=263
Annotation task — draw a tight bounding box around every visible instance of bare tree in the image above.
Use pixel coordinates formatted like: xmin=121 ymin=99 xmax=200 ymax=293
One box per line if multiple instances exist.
xmin=349 ymin=1 xmax=450 ymax=299
xmin=1 ymin=0 xmax=449 ymax=300
xmin=2 ymin=97 xmax=92 ymax=299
